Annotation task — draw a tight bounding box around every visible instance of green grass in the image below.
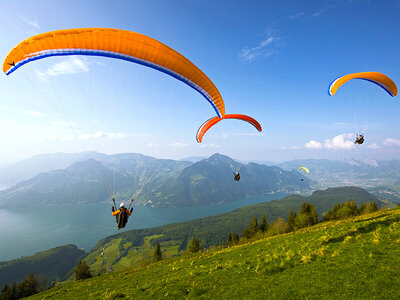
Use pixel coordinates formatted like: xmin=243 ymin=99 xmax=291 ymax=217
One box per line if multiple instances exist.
xmin=83 ymin=186 xmax=384 ymax=276
xmin=30 ymin=207 xmax=400 ymax=299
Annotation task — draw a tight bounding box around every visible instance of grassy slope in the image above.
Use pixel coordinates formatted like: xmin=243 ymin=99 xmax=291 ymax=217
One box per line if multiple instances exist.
xmin=30 ymin=207 xmax=400 ymax=299
xmin=82 ymin=187 xmax=384 ymax=275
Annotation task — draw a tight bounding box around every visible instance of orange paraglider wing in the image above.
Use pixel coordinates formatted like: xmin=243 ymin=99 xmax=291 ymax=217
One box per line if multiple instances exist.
xmin=196 ymin=114 xmax=262 ymax=143
xmin=328 ymin=72 xmax=397 ymax=97
xmin=3 ymin=28 xmax=225 ymax=117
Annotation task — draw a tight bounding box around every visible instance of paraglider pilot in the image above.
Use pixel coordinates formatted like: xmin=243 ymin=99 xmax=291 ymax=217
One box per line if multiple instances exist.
xmin=354 ymin=134 xmax=364 ymax=145
xmin=233 ymin=171 xmax=240 ymax=181
xmin=112 ymin=197 xmax=134 ymax=230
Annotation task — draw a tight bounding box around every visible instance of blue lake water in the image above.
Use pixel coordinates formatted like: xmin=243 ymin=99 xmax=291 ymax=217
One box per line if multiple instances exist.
xmin=0 ymin=193 xmax=287 ymax=261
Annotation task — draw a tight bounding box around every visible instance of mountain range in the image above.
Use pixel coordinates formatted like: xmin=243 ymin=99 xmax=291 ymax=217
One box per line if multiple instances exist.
xmin=0 ymin=153 xmax=310 ymax=208
xmin=1 ymin=151 xmax=400 ymax=208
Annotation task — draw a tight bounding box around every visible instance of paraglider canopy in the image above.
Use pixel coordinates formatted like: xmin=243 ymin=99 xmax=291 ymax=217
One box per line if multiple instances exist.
xmin=299 ymin=167 xmax=310 ymax=174
xmin=328 ymin=72 xmax=398 ymax=97
xmin=196 ymin=114 xmax=262 ymax=143
xmin=3 ymin=28 xmax=226 ymax=117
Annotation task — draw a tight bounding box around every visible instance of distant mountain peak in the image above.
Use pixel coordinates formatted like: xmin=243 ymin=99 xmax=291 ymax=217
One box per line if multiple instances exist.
xmin=206 ymin=153 xmax=239 ymax=167
xmin=341 ymin=157 xmax=360 ymax=166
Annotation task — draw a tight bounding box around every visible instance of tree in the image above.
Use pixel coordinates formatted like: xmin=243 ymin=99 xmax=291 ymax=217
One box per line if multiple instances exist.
xmin=242 ymin=228 xmax=252 ymax=239
xmin=260 ymin=214 xmax=268 ymax=233
xmin=1 ymin=284 xmax=11 ymax=300
xmin=17 ymin=274 xmax=40 ymax=298
xmin=300 ymin=202 xmax=310 ymax=215
xmin=309 ymin=204 xmax=319 ymax=225
xmin=11 ymin=282 xmax=17 ymax=300
xmin=248 ymin=216 xmax=259 ymax=236
xmin=227 ymin=232 xmax=239 ymax=246
xmin=285 ymin=208 xmax=296 ymax=233
xmin=188 ymin=237 xmax=201 ymax=253
xmin=153 ymin=242 xmax=163 ymax=262
xmin=75 ymin=260 xmax=92 ymax=280
xmin=267 ymin=217 xmax=286 ymax=236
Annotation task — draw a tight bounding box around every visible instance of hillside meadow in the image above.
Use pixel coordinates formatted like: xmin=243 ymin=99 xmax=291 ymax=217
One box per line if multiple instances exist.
xmin=29 ymin=207 xmax=400 ymax=299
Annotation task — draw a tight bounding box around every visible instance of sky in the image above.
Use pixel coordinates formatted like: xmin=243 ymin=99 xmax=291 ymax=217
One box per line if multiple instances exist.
xmin=0 ymin=0 xmax=399 ymax=163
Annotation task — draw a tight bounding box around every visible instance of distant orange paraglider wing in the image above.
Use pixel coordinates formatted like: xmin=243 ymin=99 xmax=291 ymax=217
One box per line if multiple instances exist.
xmin=328 ymin=71 xmax=397 ymax=97
xmin=196 ymin=114 xmax=262 ymax=143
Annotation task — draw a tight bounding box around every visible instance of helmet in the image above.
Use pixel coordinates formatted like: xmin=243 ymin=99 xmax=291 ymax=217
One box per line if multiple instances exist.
xmin=120 ymin=202 xmax=125 ymax=208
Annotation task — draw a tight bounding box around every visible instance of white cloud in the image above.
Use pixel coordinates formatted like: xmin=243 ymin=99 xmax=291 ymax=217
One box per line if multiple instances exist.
xmin=368 ymin=143 xmax=381 ymax=150
xmin=383 ymin=138 xmax=400 ymax=147
xmin=324 ymin=133 xmax=355 ymax=150
xmin=305 ymin=134 xmax=356 ymax=150
xmin=21 ymin=110 xmax=44 ymax=117
xmin=240 ymin=36 xmax=279 ymax=61
xmin=169 ymin=142 xmax=189 ymax=148
xmin=20 ymin=16 xmax=39 ymax=29
xmin=305 ymin=140 xmax=322 ymax=149
xmin=200 ymin=143 xmax=221 ymax=148
xmin=291 ymin=146 xmax=301 ymax=150
xmin=36 ymin=57 xmax=89 ymax=82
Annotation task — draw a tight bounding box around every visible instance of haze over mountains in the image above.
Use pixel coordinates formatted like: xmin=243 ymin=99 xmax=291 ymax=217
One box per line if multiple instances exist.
xmin=0 ymin=151 xmax=400 ymax=208
xmin=278 ymin=157 xmax=400 ymax=188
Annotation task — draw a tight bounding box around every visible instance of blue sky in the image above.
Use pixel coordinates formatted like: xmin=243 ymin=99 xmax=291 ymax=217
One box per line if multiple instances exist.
xmin=0 ymin=0 xmax=399 ymax=163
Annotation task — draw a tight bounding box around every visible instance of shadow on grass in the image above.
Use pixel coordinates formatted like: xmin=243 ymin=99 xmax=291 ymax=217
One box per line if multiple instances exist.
xmin=324 ymin=215 xmax=400 ymax=245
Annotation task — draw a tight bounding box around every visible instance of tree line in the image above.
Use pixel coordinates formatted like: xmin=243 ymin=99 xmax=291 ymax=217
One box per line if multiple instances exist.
xmin=226 ymin=200 xmax=379 ymax=247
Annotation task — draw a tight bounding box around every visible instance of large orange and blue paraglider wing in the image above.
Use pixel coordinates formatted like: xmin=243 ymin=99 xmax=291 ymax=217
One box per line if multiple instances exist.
xmin=328 ymin=72 xmax=397 ymax=97
xmin=196 ymin=114 xmax=262 ymax=143
xmin=3 ymin=28 xmax=225 ymax=117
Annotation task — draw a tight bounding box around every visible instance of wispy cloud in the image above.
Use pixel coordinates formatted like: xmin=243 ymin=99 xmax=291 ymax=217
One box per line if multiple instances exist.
xmin=367 ymin=143 xmax=381 ymax=150
xmin=36 ymin=57 xmax=89 ymax=82
xmin=38 ymin=134 xmax=74 ymax=142
xmin=78 ymin=131 xmax=147 ymax=140
xmin=51 ymin=121 xmax=74 ymax=127
xmin=21 ymin=110 xmax=44 ymax=117
xmin=240 ymin=36 xmax=280 ymax=61
xmin=289 ymin=12 xmax=305 ymax=19
xmin=383 ymin=138 xmax=400 ymax=147
xmin=200 ymin=143 xmax=221 ymax=148
xmin=312 ymin=3 xmax=335 ymax=17
xmin=20 ymin=16 xmax=39 ymax=29
xmin=169 ymin=142 xmax=189 ymax=148
xmin=234 ymin=132 xmax=264 ymax=137
xmin=147 ymin=142 xmax=159 ymax=148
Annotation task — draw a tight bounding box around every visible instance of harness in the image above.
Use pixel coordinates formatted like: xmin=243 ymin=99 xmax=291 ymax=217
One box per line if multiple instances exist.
xmin=116 ymin=207 xmax=128 ymax=229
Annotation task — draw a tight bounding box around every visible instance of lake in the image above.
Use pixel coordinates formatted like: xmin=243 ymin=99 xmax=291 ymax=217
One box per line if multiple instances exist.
xmin=0 ymin=193 xmax=287 ymax=261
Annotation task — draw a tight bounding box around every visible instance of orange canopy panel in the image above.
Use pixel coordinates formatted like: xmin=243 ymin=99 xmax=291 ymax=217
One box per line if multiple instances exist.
xmin=3 ymin=28 xmax=225 ymax=117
